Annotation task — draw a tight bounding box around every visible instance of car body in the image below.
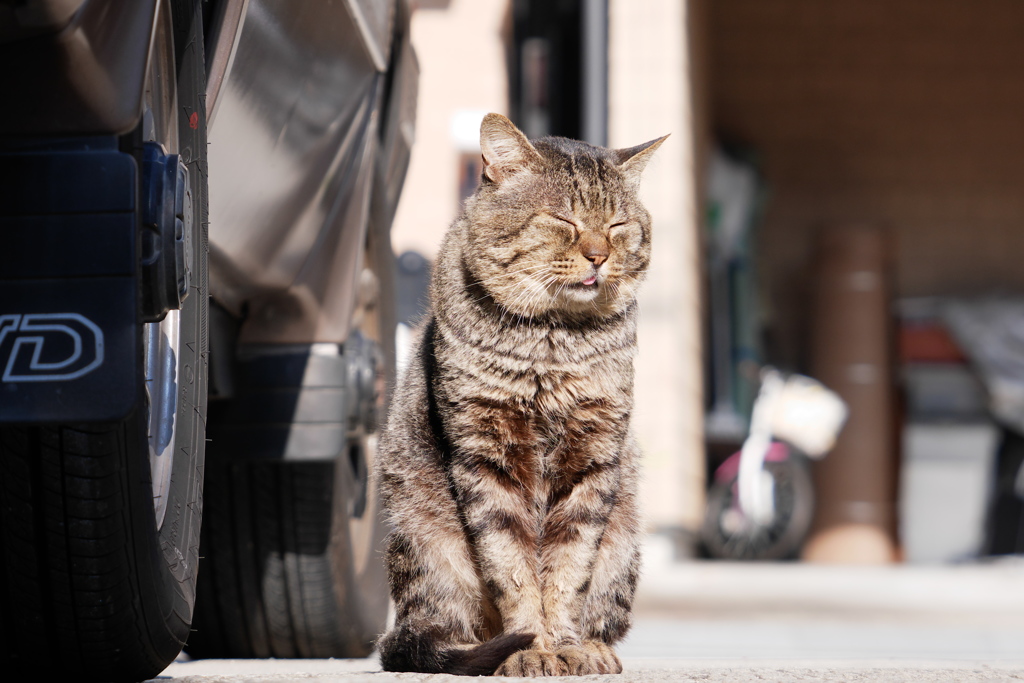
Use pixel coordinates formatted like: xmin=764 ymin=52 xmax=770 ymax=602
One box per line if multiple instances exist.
xmin=0 ymin=0 xmax=416 ymax=678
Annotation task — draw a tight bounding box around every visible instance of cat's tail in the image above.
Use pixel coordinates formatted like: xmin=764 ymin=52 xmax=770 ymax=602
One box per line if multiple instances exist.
xmin=378 ymin=628 xmax=535 ymax=676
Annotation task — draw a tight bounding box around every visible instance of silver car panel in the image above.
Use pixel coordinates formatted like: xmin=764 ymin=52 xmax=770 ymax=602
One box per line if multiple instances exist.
xmin=206 ymin=0 xmax=405 ymax=344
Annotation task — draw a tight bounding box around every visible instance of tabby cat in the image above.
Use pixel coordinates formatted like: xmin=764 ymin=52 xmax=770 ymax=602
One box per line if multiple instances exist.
xmin=375 ymin=113 xmax=666 ymax=677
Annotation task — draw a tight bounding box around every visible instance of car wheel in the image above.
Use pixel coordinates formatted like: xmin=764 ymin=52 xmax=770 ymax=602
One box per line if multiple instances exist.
xmin=0 ymin=1 xmax=209 ymax=680
xmin=187 ymin=228 xmax=393 ymax=658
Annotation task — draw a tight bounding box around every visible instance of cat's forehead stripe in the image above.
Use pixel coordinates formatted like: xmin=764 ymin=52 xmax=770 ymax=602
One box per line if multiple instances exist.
xmin=564 ymin=151 xmax=616 ymax=217
xmin=566 ymin=154 xmax=586 ymax=211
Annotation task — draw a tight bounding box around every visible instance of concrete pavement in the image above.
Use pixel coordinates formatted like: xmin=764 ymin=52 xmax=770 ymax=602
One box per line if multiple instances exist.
xmin=158 ymin=657 xmax=1024 ymax=682
xmin=153 ymin=537 xmax=1024 ymax=682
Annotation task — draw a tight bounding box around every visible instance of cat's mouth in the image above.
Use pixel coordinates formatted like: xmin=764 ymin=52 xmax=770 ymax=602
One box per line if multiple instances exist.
xmin=568 ymin=275 xmax=599 ymax=290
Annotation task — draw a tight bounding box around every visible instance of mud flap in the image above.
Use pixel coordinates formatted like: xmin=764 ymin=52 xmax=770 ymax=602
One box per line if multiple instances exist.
xmin=0 ymin=143 xmax=139 ymax=423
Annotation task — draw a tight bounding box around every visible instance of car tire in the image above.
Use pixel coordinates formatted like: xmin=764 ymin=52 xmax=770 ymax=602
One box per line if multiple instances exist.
xmin=185 ymin=455 xmax=388 ymax=658
xmin=187 ymin=229 xmax=393 ymax=659
xmin=0 ymin=1 xmax=209 ymax=680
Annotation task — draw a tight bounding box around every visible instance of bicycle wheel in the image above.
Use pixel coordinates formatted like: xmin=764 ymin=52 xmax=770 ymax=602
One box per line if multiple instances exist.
xmin=701 ymin=456 xmax=815 ymax=561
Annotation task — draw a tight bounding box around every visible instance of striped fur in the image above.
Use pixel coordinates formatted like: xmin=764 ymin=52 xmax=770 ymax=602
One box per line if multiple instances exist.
xmin=376 ymin=114 xmax=665 ymax=676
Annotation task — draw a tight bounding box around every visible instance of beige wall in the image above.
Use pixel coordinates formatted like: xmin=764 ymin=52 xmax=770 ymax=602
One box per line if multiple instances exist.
xmin=390 ymin=0 xmax=510 ymax=259
xmin=610 ymin=0 xmax=707 ymax=538
xmin=709 ymin=0 xmax=1024 ymax=366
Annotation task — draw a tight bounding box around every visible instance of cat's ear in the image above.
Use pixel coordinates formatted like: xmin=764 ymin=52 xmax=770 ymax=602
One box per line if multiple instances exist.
xmin=615 ymin=134 xmax=670 ymax=186
xmin=480 ymin=113 xmax=544 ymax=183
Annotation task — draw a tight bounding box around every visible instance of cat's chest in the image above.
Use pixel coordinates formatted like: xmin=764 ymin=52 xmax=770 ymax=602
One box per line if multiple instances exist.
xmin=439 ymin=313 xmax=634 ymax=414
xmin=490 ymin=323 xmax=621 ymax=370
xmin=487 ymin=329 xmax=622 ymax=405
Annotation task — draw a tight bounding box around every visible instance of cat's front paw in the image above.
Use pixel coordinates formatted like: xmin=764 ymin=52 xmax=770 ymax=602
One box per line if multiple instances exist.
xmin=554 ymin=641 xmax=623 ymax=675
xmin=495 ymin=648 xmax=566 ymax=676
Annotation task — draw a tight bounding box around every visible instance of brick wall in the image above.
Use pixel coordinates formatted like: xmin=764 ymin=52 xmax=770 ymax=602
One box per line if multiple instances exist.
xmin=708 ymin=0 xmax=1024 ymax=366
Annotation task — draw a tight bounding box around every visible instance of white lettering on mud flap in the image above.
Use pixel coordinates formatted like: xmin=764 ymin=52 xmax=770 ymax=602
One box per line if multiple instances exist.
xmin=0 ymin=313 xmax=105 ymax=382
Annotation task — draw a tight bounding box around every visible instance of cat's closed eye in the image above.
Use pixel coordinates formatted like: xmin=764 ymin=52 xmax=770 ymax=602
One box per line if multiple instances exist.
xmin=609 ymin=221 xmax=641 ymax=251
xmin=539 ymin=212 xmax=579 ymax=241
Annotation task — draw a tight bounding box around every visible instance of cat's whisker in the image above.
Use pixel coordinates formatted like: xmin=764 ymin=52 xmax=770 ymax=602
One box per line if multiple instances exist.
xmin=466 ymin=263 xmax=550 ymax=288
xmin=525 ymin=274 xmax=553 ymax=316
xmin=468 ymin=266 xmax=557 ymax=309
xmin=493 ymin=270 xmax=557 ymax=321
xmin=553 ymin=278 xmax=568 ymax=304
xmin=502 ymin=272 xmax=545 ymax=320
xmin=469 ymin=291 xmax=494 ymax=305
xmin=515 ymin=272 xmax=553 ymax=321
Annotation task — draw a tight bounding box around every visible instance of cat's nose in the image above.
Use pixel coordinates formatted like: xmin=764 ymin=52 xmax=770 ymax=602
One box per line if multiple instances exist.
xmin=580 ymin=233 xmax=610 ymax=267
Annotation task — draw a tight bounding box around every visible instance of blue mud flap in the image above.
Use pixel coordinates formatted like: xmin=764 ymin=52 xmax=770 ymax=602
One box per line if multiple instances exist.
xmin=0 ymin=142 xmax=139 ymax=423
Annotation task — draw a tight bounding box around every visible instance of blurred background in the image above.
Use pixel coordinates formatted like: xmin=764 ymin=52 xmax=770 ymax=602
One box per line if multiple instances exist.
xmin=391 ymin=0 xmax=1024 ymax=578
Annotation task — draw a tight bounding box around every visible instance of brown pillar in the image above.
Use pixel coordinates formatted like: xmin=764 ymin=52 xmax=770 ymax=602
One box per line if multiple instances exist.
xmin=802 ymin=225 xmax=899 ymax=563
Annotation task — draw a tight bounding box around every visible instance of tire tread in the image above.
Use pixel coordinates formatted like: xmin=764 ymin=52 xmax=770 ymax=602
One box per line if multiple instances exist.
xmin=0 ymin=423 xmax=161 ymax=680
xmin=189 ymin=459 xmax=380 ymax=658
